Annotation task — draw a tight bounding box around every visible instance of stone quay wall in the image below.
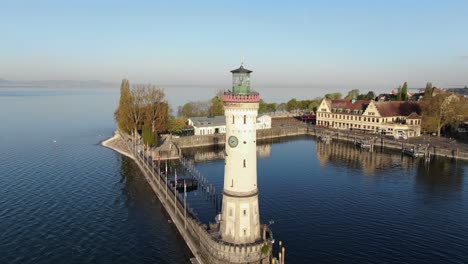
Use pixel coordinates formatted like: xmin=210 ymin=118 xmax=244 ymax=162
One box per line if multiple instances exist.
xmin=120 ymin=132 xmax=272 ymax=264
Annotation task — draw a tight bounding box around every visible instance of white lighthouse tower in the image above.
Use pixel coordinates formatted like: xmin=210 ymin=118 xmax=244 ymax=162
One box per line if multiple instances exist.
xmin=220 ymin=64 xmax=261 ymax=244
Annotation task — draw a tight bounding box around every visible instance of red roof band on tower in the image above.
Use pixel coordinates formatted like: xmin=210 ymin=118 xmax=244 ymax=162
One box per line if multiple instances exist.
xmin=223 ymin=92 xmax=260 ymax=103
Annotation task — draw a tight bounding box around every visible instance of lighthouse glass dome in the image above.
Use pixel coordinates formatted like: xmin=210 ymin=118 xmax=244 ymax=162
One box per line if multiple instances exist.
xmin=231 ymin=65 xmax=252 ymax=94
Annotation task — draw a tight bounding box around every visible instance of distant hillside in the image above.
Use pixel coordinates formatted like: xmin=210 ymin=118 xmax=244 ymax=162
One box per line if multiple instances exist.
xmin=0 ymin=79 xmax=117 ymax=88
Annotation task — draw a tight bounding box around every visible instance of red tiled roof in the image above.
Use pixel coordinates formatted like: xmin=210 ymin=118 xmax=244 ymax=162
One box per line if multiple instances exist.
xmin=406 ymin=112 xmax=420 ymax=119
xmin=330 ymin=99 xmax=369 ymax=112
xmin=375 ymin=101 xmax=421 ymax=117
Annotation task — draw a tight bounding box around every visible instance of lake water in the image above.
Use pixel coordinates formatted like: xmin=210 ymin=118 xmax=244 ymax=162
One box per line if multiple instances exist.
xmin=1 ymin=88 xmax=468 ymax=263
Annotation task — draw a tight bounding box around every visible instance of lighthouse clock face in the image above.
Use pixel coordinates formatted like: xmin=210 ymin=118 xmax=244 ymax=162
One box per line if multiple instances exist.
xmin=228 ymin=136 xmax=238 ymax=148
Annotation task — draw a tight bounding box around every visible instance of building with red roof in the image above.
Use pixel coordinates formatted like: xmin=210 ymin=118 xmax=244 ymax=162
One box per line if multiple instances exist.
xmin=316 ymin=99 xmax=422 ymax=138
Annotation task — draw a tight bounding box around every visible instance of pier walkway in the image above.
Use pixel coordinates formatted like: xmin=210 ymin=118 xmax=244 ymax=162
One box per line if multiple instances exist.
xmin=118 ymin=132 xmax=273 ymax=264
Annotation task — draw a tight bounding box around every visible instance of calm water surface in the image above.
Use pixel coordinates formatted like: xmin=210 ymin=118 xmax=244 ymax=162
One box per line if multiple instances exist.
xmin=1 ymin=88 xmax=468 ymax=263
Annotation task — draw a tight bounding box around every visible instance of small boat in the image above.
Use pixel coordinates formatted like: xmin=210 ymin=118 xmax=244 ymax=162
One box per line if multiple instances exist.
xmin=170 ymin=178 xmax=199 ymax=192
xmin=402 ymin=147 xmax=425 ymax=158
xmin=356 ymin=140 xmax=371 ymax=149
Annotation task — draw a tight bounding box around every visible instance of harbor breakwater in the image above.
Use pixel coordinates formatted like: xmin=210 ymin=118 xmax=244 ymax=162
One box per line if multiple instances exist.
xmin=103 ymin=132 xmax=273 ymax=264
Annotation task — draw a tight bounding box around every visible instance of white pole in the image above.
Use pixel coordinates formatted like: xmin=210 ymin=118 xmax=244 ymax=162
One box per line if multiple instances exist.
xmin=174 ymin=169 xmax=177 ymax=214
xmin=174 ymin=187 xmax=177 ymax=214
xmin=165 ymin=161 xmax=168 ymax=200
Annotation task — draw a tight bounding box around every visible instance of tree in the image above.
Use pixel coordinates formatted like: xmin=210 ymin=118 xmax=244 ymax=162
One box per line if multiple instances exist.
xmin=179 ymin=101 xmax=210 ymax=118
xmin=308 ymin=100 xmax=319 ymax=112
xmin=345 ymin=89 xmax=360 ymax=100
xmin=209 ymin=96 xmax=224 ymax=116
xmin=258 ymin=99 xmax=268 ymax=114
xmin=366 ymin=91 xmax=376 ymax=100
xmin=114 ymin=79 xmax=133 ymax=133
xmin=421 ymin=93 xmax=461 ymax=136
xmin=143 ymin=85 xmax=169 ymax=137
xmin=325 ymin=92 xmax=342 ymax=100
xmin=424 ymin=82 xmax=433 ymax=97
xmin=167 ymin=117 xmax=186 ymax=135
xmin=277 ymin=103 xmax=287 ymax=112
xmin=266 ymin=103 xmax=277 ymax=113
xmin=286 ymin=98 xmax=298 ymax=112
xmin=299 ymin=100 xmax=311 ymax=110
xmin=142 ymin=124 xmax=157 ymax=147
xmin=400 ymin=82 xmax=409 ymax=101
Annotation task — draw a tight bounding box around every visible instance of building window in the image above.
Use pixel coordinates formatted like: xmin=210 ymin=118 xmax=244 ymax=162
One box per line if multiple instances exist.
xmin=229 ymin=209 xmax=233 ymax=217
xmin=232 ymin=116 xmax=235 ymax=124
xmin=244 ymin=115 xmax=246 ymax=124
xmin=243 ymin=209 xmax=247 ymax=216
xmin=243 ymin=159 xmax=246 ymax=168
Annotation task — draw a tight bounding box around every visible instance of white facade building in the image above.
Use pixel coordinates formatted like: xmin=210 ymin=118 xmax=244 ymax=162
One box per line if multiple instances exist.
xmin=188 ymin=114 xmax=271 ymax=136
xmin=316 ymin=99 xmax=422 ymax=138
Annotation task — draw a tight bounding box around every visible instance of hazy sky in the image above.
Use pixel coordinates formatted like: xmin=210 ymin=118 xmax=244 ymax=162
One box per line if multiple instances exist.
xmin=1 ymin=0 xmax=468 ymax=100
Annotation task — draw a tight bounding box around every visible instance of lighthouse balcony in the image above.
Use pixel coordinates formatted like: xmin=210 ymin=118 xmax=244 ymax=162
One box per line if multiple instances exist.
xmin=223 ymin=91 xmax=260 ymax=103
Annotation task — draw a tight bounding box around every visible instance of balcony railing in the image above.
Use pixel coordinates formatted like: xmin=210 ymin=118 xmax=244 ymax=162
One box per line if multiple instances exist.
xmin=223 ymin=91 xmax=260 ymax=103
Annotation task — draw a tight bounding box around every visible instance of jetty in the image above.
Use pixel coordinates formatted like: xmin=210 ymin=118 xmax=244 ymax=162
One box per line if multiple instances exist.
xmin=104 ymin=131 xmax=274 ymax=264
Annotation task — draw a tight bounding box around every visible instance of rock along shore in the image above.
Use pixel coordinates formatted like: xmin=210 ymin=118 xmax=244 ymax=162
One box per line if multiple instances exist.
xmin=101 ymin=130 xmax=134 ymax=160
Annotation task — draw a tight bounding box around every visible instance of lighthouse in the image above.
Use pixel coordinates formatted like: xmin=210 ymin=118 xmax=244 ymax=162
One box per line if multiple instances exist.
xmin=220 ymin=64 xmax=261 ymax=244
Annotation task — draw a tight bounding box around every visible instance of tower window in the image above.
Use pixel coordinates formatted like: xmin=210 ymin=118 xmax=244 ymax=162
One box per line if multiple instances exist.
xmin=244 ymin=115 xmax=246 ymax=124
xmin=243 ymin=209 xmax=247 ymax=216
xmin=229 ymin=208 xmax=233 ymax=217
xmin=232 ymin=115 xmax=235 ymax=124
xmin=243 ymin=229 xmax=247 ymax=236
xmin=243 ymin=159 xmax=246 ymax=168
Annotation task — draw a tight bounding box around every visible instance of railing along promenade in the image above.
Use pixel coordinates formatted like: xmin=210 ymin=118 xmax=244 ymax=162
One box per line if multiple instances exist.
xmin=119 ymin=132 xmax=273 ymax=264
xmin=172 ymin=125 xmax=468 ymax=161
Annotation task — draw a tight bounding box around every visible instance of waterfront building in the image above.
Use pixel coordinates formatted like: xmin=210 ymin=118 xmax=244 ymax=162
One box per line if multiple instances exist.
xmin=220 ymin=64 xmax=262 ymax=244
xmin=316 ymin=99 xmax=422 ymax=138
xmin=188 ymin=114 xmax=271 ymax=135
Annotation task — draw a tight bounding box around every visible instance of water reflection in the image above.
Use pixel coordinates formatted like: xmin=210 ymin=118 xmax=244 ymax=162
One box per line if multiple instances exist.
xmin=183 ymin=142 xmax=272 ymax=162
xmin=415 ymin=158 xmax=464 ymax=193
xmin=315 ymin=141 xmax=415 ymax=175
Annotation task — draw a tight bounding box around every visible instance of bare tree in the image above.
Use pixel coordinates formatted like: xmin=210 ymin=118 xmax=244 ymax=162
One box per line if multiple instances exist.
xmin=129 ymin=85 xmax=146 ymax=138
xmin=143 ymin=85 xmax=169 ymax=134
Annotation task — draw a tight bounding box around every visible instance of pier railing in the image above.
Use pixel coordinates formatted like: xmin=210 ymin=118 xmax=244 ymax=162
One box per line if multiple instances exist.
xmin=118 ymin=131 xmax=273 ymax=264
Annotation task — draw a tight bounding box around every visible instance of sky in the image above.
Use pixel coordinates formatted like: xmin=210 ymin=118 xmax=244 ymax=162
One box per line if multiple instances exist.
xmin=1 ymin=0 xmax=468 ymax=102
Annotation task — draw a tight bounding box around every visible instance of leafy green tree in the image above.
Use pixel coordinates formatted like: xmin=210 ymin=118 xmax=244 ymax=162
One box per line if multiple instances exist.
xmin=286 ymin=98 xmax=298 ymax=112
xmin=308 ymin=101 xmax=319 ymax=112
xmin=266 ymin=103 xmax=277 ymax=113
xmin=424 ymin=82 xmax=433 ymax=97
xmin=366 ymin=91 xmax=376 ymax=100
xmin=258 ymin=99 xmax=268 ymax=114
xmin=114 ymin=79 xmax=133 ymax=133
xmin=142 ymin=124 xmax=157 ymax=147
xmin=325 ymin=92 xmax=342 ymax=100
xmin=209 ymin=96 xmax=224 ymax=116
xmin=299 ymin=100 xmax=311 ymax=110
xmin=167 ymin=117 xmax=186 ymax=135
xmin=345 ymin=89 xmax=360 ymax=100
xmin=401 ymin=82 xmax=409 ymax=101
